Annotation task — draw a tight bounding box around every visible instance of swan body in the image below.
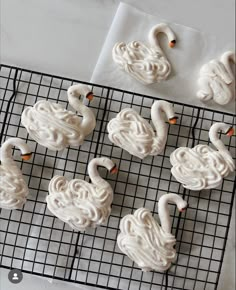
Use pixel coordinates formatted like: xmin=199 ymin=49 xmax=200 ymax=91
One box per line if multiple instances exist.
xmin=46 ymin=157 xmax=117 ymax=231
xmin=21 ymin=84 xmax=96 ymax=151
xmin=107 ymin=100 xmax=177 ymax=159
xmin=117 ymin=193 xmax=188 ymax=272
xmin=170 ymin=123 xmax=235 ymax=190
xmin=0 ymin=138 xmax=32 ymax=210
xmin=197 ymin=51 xmax=236 ymax=105
xmin=112 ymin=23 xmax=176 ymax=84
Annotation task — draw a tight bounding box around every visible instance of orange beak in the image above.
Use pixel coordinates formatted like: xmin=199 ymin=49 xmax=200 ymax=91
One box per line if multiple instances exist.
xmin=226 ymin=127 xmax=234 ymax=137
xmin=21 ymin=153 xmax=32 ymax=161
xmin=169 ymin=117 xmax=178 ymax=125
xmin=86 ymin=93 xmax=94 ymax=101
xmin=169 ymin=40 xmax=176 ymax=48
xmin=110 ymin=165 xmax=118 ymax=175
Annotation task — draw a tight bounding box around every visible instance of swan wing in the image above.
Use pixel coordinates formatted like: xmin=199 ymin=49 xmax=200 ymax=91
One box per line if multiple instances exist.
xmin=193 ymin=145 xmax=235 ymax=176
xmin=47 ymin=176 xmax=112 ymax=230
xmin=118 ymin=208 xmax=176 ymax=272
xmin=21 ymin=100 xmax=84 ymax=151
xmin=0 ymin=165 xmax=28 ymax=209
xmin=170 ymin=147 xmax=223 ymax=190
xmin=107 ymin=108 xmax=155 ymax=159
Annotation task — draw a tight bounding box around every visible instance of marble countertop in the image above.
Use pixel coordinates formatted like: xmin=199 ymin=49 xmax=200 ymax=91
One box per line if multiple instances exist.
xmin=1 ymin=0 xmax=235 ymax=81
xmin=0 ymin=0 xmax=235 ymax=290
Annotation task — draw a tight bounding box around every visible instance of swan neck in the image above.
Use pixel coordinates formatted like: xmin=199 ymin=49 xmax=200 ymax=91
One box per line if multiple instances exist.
xmin=148 ymin=23 xmax=175 ymax=48
xmin=1 ymin=138 xmax=30 ymax=163
xmin=158 ymin=193 xmax=183 ymax=234
xmin=209 ymin=123 xmax=228 ymax=152
xmin=158 ymin=196 xmax=172 ymax=234
xmin=220 ymin=51 xmax=235 ymax=79
xmin=68 ymin=96 xmax=96 ymax=135
xmin=88 ymin=158 xmax=112 ymax=187
xmin=151 ymin=101 xmax=174 ymax=138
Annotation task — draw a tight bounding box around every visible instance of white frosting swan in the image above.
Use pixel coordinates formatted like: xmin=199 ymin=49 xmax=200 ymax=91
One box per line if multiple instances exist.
xmin=46 ymin=157 xmax=117 ymax=231
xmin=197 ymin=51 xmax=236 ymax=105
xmin=107 ymin=100 xmax=177 ymax=159
xmin=0 ymin=138 xmax=32 ymax=210
xmin=21 ymin=84 xmax=96 ymax=151
xmin=117 ymin=193 xmax=188 ymax=272
xmin=170 ymin=123 xmax=235 ymax=190
xmin=112 ymin=23 xmax=176 ymax=84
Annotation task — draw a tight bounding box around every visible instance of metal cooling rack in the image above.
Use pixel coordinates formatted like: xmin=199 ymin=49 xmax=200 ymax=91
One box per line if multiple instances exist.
xmin=0 ymin=64 xmax=235 ymax=290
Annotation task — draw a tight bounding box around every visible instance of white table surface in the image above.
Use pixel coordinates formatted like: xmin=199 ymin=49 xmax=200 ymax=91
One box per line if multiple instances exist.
xmin=0 ymin=0 xmax=235 ymax=289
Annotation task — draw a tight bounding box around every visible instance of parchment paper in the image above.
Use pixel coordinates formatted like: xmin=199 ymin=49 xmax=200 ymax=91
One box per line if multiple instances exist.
xmin=91 ymin=2 xmax=235 ymax=113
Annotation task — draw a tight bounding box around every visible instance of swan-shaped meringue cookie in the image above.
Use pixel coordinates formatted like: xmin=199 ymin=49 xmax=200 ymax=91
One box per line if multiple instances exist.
xmin=107 ymin=100 xmax=177 ymax=159
xmin=118 ymin=193 xmax=188 ymax=272
xmin=197 ymin=51 xmax=236 ymax=105
xmin=21 ymin=84 xmax=96 ymax=151
xmin=0 ymin=138 xmax=32 ymax=210
xmin=170 ymin=123 xmax=235 ymax=190
xmin=112 ymin=23 xmax=176 ymax=84
xmin=46 ymin=157 xmax=118 ymax=231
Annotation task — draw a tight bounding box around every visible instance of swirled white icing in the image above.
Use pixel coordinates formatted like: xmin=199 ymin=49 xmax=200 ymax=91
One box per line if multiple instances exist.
xmin=21 ymin=100 xmax=85 ymax=151
xmin=0 ymin=138 xmax=31 ymax=210
xmin=118 ymin=208 xmax=176 ymax=272
xmin=47 ymin=158 xmax=116 ymax=231
xmin=21 ymin=84 xmax=96 ymax=151
xmin=197 ymin=51 xmax=236 ymax=105
xmin=107 ymin=101 xmax=176 ymax=159
xmin=113 ymin=41 xmax=171 ymax=84
xmin=112 ymin=23 xmax=176 ymax=85
xmin=47 ymin=176 xmax=113 ymax=230
xmin=108 ymin=108 xmax=158 ymax=159
xmin=170 ymin=123 xmax=235 ymax=190
xmin=0 ymin=164 xmax=29 ymax=210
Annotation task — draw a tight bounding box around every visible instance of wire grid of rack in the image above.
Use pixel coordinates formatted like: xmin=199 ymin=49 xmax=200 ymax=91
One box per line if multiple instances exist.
xmin=0 ymin=64 xmax=235 ymax=290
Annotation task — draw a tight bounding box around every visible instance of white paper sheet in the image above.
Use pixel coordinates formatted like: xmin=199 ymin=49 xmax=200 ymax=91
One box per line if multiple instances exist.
xmin=91 ymin=2 xmax=235 ymax=113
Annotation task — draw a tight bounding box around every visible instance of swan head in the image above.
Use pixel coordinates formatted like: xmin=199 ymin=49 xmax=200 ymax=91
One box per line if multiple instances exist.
xmin=152 ymin=100 xmax=177 ymax=124
xmin=210 ymin=123 xmax=235 ymax=142
xmin=98 ymin=158 xmax=118 ymax=175
xmin=178 ymin=202 xmax=188 ymax=212
xmin=169 ymin=40 xmax=176 ymax=48
xmin=88 ymin=157 xmax=118 ymax=183
xmin=21 ymin=152 xmax=32 ymax=161
xmin=169 ymin=116 xmax=178 ymax=125
xmin=67 ymin=84 xmax=94 ymax=102
xmin=1 ymin=138 xmax=32 ymax=163
xmin=159 ymin=193 xmax=188 ymax=213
